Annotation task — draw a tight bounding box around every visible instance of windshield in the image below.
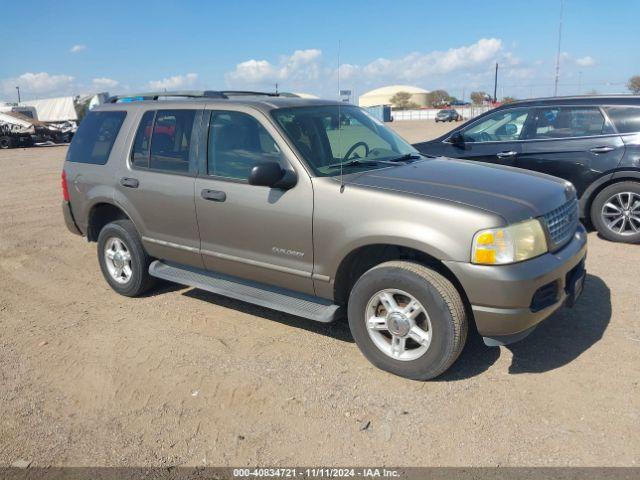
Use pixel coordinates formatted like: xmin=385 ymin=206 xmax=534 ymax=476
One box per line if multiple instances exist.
xmin=272 ymin=105 xmax=418 ymax=177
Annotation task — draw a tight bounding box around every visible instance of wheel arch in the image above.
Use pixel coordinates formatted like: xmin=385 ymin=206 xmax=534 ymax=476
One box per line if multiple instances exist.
xmin=580 ymin=170 xmax=640 ymax=222
xmin=86 ymin=202 xmax=132 ymax=242
xmin=332 ymin=243 xmax=471 ymax=315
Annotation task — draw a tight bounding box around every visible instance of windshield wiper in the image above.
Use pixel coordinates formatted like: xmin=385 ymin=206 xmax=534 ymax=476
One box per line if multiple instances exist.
xmin=324 ymin=158 xmax=396 ymax=169
xmin=385 ymin=153 xmax=423 ymax=162
xmin=325 ymin=154 xmax=422 ymax=170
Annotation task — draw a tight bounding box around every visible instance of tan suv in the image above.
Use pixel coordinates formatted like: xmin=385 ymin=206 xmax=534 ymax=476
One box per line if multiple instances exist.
xmin=62 ymin=91 xmax=587 ymax=380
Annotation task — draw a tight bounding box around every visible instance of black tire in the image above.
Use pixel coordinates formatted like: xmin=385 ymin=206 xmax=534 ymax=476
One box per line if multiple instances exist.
xmin=590 ymin=181 xmax=640 ymax=244
xmin=0 ymin=136 xmax=13 ymax=149
xmin=347 ymin=261 xmax=468 ymax=380
xmin=97 ymin=220 xmax=157 ymax=296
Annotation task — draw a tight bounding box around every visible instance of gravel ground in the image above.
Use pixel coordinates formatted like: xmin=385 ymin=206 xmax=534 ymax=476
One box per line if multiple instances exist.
xmin=0 ymin=122 xmax=638 ymax=467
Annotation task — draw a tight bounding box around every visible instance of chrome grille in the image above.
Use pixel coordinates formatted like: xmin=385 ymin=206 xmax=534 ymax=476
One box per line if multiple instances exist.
xmin=542 ymin=199 xmax=579 ymax=250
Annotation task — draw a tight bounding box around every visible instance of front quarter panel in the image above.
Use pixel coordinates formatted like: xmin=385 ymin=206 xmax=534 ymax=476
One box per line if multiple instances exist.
xmin=311 ymin=177 xmax=504 ymax=299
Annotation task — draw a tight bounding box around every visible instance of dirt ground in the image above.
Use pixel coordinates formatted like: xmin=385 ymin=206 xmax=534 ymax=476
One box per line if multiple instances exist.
xmin=0 ymin=121 xmax=638 ymax=468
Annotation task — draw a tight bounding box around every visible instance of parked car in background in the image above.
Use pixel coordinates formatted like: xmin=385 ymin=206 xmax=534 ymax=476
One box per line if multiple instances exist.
xmin=414 ymin=95 xmax=640 ymax=244
xmin=435 ymin=109 xmax=462 ymax=122
xmin=62 ymin=91 xmax=587 ymax=380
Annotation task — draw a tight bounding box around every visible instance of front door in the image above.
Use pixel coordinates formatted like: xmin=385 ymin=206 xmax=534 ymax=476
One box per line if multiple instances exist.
xmin=517 ymin=106 xmax=625 ymax=197
xmin=194 ymin=107 xmax=315 ymax=294
xmin=441 ymin=106 xmax=531 ymax=167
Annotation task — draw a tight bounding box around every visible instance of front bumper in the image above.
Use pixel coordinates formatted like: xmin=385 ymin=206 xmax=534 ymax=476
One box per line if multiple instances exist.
xmin=444 ymin=224 xmax=588 ymax=344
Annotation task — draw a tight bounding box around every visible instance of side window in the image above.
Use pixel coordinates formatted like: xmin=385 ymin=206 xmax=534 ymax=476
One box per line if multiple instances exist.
xmin=461 ymin=108 xmax=529 ymax=143
xmin=67 ymin=111 xmax=126 ymax=164
xmin=131 ymin=110 xmax=155 ymax=168
xmin=529 ymin=107 xmax=614 ymax=139
xmin=605 ymin=106 xmax=640 ymax=134
xmin=208 ymin=111 xmax=284 ymax=181
xmin=149 ymin=110 xmax=196 ymax=173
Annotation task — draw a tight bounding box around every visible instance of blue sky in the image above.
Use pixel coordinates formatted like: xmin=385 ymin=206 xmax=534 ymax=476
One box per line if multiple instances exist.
xmin=1 ymin=0 xmax=638 ymax=102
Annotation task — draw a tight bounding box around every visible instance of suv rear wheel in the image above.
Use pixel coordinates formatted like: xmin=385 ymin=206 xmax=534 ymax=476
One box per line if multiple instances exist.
xmin=591 ymin=181 xmax=640 ymax=244
xmin=97 ymin=220 xmax=157 ymax=296
xmin=347 ymin=261 xmax=467 ymax=380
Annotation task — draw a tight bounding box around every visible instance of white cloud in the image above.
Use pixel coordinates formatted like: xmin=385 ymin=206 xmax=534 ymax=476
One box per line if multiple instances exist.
xmin=147 ymin=73 xmax=198 ymax=90
xmin=226 ymin=39 xmax=504 ymax=95
xmin=226 ymin=49 xmax=322 ymax=86
xmin=1 ymin=72 xmax=75 ymax=98
xmin=70 ymin=44 xmax=87 ymax=53
xmin=576 ymin=56 xmax=595 ymax=67
xmin=92 ymin=77 xmax=119 ymax=90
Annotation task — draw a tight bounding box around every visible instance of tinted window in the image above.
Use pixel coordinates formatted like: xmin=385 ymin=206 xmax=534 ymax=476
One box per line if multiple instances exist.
xmin=67 ymin=111 xmax=126 ymax=164
xmin=529 ymin=107 xmax=614 ymax=139
xmin=605 ymin=106 xmax=640 ymax=134
xmin=461 ymin=108 xmax=529 ymax=142
xmin=207 ymin=111 xmax=284 ymax=180
xmin=148 ymin=110 xmax=196 ymax=173
xmin=131 ymin=110 xmax=155 ymax=168
xmin=272 ymin=105 xmax=415 ymax=176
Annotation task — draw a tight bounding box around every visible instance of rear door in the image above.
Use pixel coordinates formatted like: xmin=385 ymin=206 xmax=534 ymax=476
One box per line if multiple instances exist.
xmin=518 ymin=106 xmax=624 ymax=197
xmin=439 ymin=106 xmax=531 ymax=166
xmin=194 ymin=106 xmax=315 ymax=294
xmin=114 ymin=107 xmax=204 ymax=269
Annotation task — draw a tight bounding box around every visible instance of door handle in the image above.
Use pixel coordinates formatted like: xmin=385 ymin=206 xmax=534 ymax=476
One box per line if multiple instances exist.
xmin=120 ymin=177 xmax=139 ymax=188
xmin=201 ymin=189 xmax=226 ymax=202
xmin=496 ymin=151 xmax=517 ymax=159
xmin=589 ymin=146 xmax=615 ymax=154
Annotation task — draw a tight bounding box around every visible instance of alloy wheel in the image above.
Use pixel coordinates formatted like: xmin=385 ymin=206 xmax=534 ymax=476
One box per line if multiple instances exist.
xmin=104 ymin=237 xmax=133 ymax=284
xmin=365 ymin=289 xmax=432 ymax=361
xmin=601 ymin=192 xmax=640 ymax=236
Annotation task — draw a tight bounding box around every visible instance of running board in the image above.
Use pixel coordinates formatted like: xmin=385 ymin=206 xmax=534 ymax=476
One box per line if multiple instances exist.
xmin=149 ymin=260 xmax=340 ymax=323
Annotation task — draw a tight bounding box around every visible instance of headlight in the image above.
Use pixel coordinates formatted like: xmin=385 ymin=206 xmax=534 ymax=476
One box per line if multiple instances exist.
xmin=472 ymin=219 xmax=548 ymax=265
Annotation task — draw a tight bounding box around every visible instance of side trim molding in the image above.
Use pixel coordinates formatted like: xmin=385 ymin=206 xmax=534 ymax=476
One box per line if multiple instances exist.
xmin=201 ymin=248 xmax=312 ymax=279
xmin=142 ymin=237 xmax=328 ymax=281
xmin=142 ymin=236 xmax=200 ymax=253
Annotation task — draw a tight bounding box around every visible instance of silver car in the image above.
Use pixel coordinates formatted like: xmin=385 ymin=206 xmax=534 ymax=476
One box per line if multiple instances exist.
xmin=62 ymin=91 xmax=587 ymax=380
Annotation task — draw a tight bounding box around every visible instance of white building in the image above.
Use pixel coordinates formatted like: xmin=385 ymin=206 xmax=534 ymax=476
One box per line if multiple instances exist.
xmin=358 ymin=85 xmax=430 ymax=108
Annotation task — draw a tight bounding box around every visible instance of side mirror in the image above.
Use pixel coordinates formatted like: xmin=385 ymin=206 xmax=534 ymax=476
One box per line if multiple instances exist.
xmin=248 ymin=161 xmax=296 ymax=189
xmin=448 ymin=131 xmax=465 ymax=145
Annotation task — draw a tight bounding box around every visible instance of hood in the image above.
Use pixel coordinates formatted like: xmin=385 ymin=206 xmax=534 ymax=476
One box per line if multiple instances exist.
xmin=346 ymin=157 xmax=574 ymax=224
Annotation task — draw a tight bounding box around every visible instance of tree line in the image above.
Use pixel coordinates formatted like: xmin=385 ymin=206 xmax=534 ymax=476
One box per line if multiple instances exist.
xmin=387 ymin=75 xmax=640 ymax=111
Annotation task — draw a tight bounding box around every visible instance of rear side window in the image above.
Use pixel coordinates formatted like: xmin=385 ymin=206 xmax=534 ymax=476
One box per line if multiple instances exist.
xmin=67 ymin=111 xmax=126 ymax=164
xmin=529 ymin=107 xmax=614 ymax=139
xmin=130 ymin=109 xmax=197 ymax=173
xmin=605 ymin=107 xmax=640 ymax=134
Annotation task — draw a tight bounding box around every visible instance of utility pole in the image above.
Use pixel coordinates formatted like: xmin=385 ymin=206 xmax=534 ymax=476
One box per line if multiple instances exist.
xmin=275 ymin=83 xmax=278 ymax=94
xmin=16 ymin=86 xmax=21 ymax=103
xmin=493 ymin=63 xmax=498 ymax=103
xmin=554 ymin=0 xmax=564 ymax=96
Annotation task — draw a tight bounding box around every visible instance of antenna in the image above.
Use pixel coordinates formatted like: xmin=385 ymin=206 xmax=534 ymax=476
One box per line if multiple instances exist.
xmin=338 ymin=40 xmax=344 ymax=193
xmin=553 ymin=0 xmax=564 ymax=96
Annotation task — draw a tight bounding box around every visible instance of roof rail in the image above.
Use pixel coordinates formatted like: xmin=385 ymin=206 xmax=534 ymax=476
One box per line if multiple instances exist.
xmin=107 ymin=90 xmax=280 ymax=103
xmin=219 ymin=91 xmax=279 ymax=97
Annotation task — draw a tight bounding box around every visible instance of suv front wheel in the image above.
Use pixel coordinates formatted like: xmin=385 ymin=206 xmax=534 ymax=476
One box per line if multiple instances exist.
xmin=347 ymin=261 xmax=468 ymax=380
xmin=591 ymin=181 xmax=640 ymax=244
xmin=97 ymin=220 xmax=157 ymax=296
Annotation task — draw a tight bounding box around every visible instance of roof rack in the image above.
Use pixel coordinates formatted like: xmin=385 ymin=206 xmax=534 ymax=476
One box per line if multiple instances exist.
xmin=107 ymin=90 xmax=279 ymax=103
